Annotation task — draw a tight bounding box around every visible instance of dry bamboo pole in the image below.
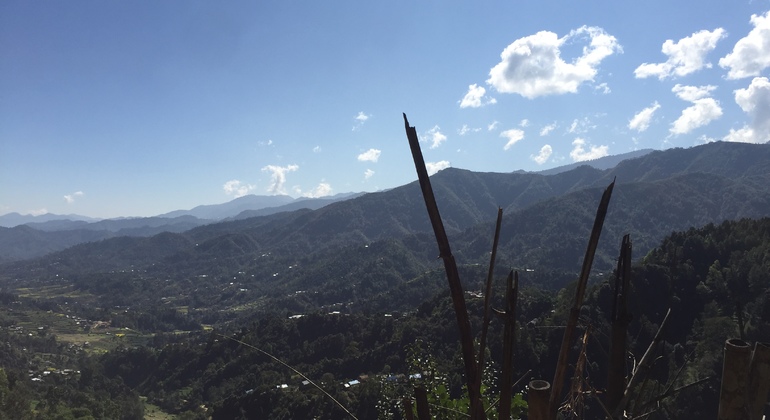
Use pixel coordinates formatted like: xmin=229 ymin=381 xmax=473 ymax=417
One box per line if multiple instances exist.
xmin=613 ymin=308 xmax=672 ymax=418
xmin=718 ymin=338 xmax=752 ymax=420
xmin=529 ymin=380 xmax=552 ymax=420
xmin=498 ymin=270 xmax=519 ymax=420
xmin=607 ymin=234 xmax=632 ymax=413
xmin=549 ymin=180 xmax=616 ymax=418
xmin=478 ymin=208 xmax=504 ymax=391
xmin=748 ymin=342 xmax=770 ymax=420
xmin=414 ymin=387 xmax=431 ymax=420
xmin=403 ymin=113 xmax=485 ymax=419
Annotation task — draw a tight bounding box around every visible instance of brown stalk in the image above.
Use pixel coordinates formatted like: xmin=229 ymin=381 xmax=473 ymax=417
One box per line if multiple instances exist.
xmin=403 ymin=113 xmax=484 ymax=419
xmin=549 ymin=180 xmax=616 ymax=418
xmin=477 ymin=207 xmax=504 ymax=390
xmin=607 ymin=234 xmax=632 ymax=412
xmin=498 ymin=270 xmax=519 ymax=420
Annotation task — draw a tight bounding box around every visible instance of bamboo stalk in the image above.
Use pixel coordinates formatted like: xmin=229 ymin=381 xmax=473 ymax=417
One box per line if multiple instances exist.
xmin=549 ymin=180 xmax=615 ymax=418
xmin=718 ymin=338 xmax=752 ymax=420
xmin=478 ymin=208 xmax=504 ymax=391
xmin=403 ymin=113 xmax=484 ymax=419
xmin=613 ymin=308 xmax=672 ymax=418
xmin=748 ymin=342 xmax=770 ymax=420
xmin=607 ymin=234 xmax=632 ymax=413
xmin=415 ymin=386 xmax=431 ymax=420
xmin=498 ymin=270 xmax=518 ymax=420
xmin=529 ymin=380 xmax=551 ymax=420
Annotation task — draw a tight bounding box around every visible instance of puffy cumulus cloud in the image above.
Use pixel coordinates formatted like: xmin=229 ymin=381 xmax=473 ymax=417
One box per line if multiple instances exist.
xmin=720 ymin=12 xmax=770 ymax=80
xmin=487 ymin=26 xmax=621 ymax=99
xmin=357 ymin=148 xmax=381 ymax=162
xmin=459 ymin=84 xmax=497 ymax=108
xmin=301 ymin=182 xmax=333 ymax=198
xmin=223 ymin=180 xmax=255 ymax=198
xmin=570 ymin=138 xmax=609 ymax=162
xmin=500 ymin=129 xmax=525 ymax=150
xmin=629 ymin=101 xmax=661 ymax=132
xmin=540 ymin=123 xmax=557 ymax=136
xmin=352 ymin=111 xmax=370 ymax=130
xmin=670 ymin=84 xmax=722 ymax=136
xmin=364 ymin=169 xmax=375 ymax=179
xmin=530 ymin=144 xmax=553 ymax=165
xmin=595 ymin=82 xmax=611 ymax=94
xmin=423 ymin=126 xmax=447 ymax=149
xmin=261 ymin=164 xmax=298 ymax=194
xmin=724 ymin=77 xmax=770 ymax=143
xmin=426 ymin=160 xmax=450 ymax=176
xmin=634 ymin=29 xmax=726 ymax=79
xmin=63 ymin=191 xmax=84 ymax=204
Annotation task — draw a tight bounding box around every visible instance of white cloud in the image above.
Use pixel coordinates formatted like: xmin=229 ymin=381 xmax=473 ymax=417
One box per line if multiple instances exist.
xmin=426 ymin=160 xmax=450 ymax=175
xmin=457 ymin=124 xmax=480 ymax=136
xmin=487 ymin=26 xmax=621 ymax=99
xmin=595 ymin=82 xmax=611 ymax=94
xmin=357 ymin=148 xmax=381 ymax=162
xmin=724 ymin=77 xmax=770 ymax=143
xmin=223 ymin=180 xmax=256 ymax=198
xmin=302 ymin=182 xmax=333 ymax=198
xmin=313 ymin=146 xmax=321 ymax=153
xmin=629 ymin=101 xmax=661 ymax=132
xmin=720 ymin=12 xmax=770 ymax=79
xmin=570 ymin=138 xmax=609 ymax=162
xmin=670 ymin=84 xmax=723 ymax=135
xmin=568 ymin=117 xmax=595 ymax=134
xmin=459 ymin=84 xmax=497 ymax=108
xmin=63 ymin=191 xmax=84 ymax=204
xmin=500 ymin=128 xmax=525 ymax=150
xmin=424 ymin=126 xmax=447 ymax=149
xmin=258 ymin=139 xmax=274 ymax=146
xmin=364 ymin=169 xmax=375 ymax=179
xmin=487 ymin=121 xmax=499 ymax=131
xmin=520 ymin=119 xmax=530 ymax=127
xmin=530 ymin=144 xmax=553 ymax=165
xmin=540 ymin=123 xmax=557 ymax=136
xmin=29 ymin=208 xmax=48 ymax=216
xmin=634 ymin=28 xmax=726 ymax=79
xmin=261 ymin=164 xmax=298 ymax=194
xmin=352 ymin=111 xmax=370 ymax=130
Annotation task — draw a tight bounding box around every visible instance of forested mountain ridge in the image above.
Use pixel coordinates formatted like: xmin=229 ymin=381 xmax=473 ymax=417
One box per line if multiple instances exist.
xmin=1 ymin=142 xmax=769 ymax=321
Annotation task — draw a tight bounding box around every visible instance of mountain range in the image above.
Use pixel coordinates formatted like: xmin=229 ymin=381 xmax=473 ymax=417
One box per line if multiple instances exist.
xmin=1 ymin=141 xmax=769 ymax=316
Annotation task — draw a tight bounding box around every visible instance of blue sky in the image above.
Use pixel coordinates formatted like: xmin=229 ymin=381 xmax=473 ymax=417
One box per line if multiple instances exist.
xmin=2 ymin=1 xmax=770 ymax=219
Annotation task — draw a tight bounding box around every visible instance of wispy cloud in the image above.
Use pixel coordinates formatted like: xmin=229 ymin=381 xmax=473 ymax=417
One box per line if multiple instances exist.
xmin=424 ymin=126 xmax=447 ymax=149
xmin=63 ymin=191 xmax=84 ymax=204
xmin=530 ymin=144 xmax=553 ymax=164
xmin=459 ymin=84 xmax=497 ymax=108
xmin=29 ymin=208 xmax=48 ymax=216
xmin=500 ymin=129 xmax=525 ymax=150
xmin=487 ymin=26 xmax=621 ymax=98
xmin=223 ymin=180 xmax=255 ymax=198
xmin=629 ymin=101 xmax=661 ymax=132
xmin=724 ymin=76 xmax=770 ymax=143
xmin=519 ymin=119 xmax=530 ymax=127
xmin=352 ymin=111 xmax=370 ymax=130
xmin=487 ymin=121 xmax=499 ymax=131
xmin=357 ymin=148 xmax=381 ymax=162
xmin=458 ymin=124 xmax=481 ymax=135
xmin=426 ymin=160 xmax=450 ymax=175
xmin=261 ymin=164 xmax=299 ymax=194
xmin=570 ymin=138 xmax=608 ymax=162
xmin=720 ymin=11 xmax=770 ymax=79
xmin=364 ymin=169 xmax=375 ymax=180
xmin=313 ymin=145 xmax=321 ymax=153
xmin=258 ymin=139 xmax=274 ymax=146
xmin=670 ymin=84 xmax=722 ymax=135
xmin=635 ymin=28 xmax=726 ymax=79
xmin=540 ymin=122 xmax=557 ymax=136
